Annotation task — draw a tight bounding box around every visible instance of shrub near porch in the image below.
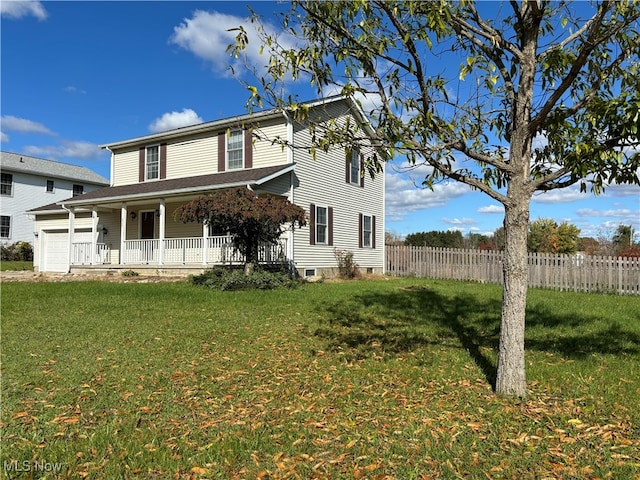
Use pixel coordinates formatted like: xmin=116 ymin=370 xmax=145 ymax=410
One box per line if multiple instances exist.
xmin=1 ymin=279 xmax=638 ymax=478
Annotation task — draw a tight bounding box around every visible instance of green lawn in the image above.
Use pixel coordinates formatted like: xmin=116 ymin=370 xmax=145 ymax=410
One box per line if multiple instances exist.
xmin=0 ymin=260 xmax=33 ymax=271
xmin=1 ymin=278 xmax=639 ymax=479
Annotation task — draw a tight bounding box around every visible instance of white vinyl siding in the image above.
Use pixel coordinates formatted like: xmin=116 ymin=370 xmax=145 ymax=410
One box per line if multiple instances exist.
xmin=112 ymin=148 xmax=140 ymax=186
xmin=252 ymin=120 xmax=289 ymax=168
xmin=166 ymin=135 xmax=217 ymax=178
xmin=291 ymin=99 xmax=385 ymax=274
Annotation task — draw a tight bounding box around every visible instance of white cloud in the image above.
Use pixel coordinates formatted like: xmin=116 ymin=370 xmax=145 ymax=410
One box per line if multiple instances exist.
xmin=385 ymin=171 xmax=470 ymax=220
xmin=532 ymin=185 xmax=590 ymax=204
xmin=1 ymin=115 xmax=54 ymax=135
xmin=64 ymin=85 xmax=86 ymax=95
xmin=170 ymin=10 xmax=294 ymax=78
xmin=148 ymin=108 xmax=203 ymax=133
xmin=478 ymin=205 xmax=504 ymax=214
xmin=1 ymin=131 xmax=9 ymax=143
xmin=576 ymin=208 xmax=638 ymax=219
xmin=0 ymin=1 xmax=47 ymax=20
xmin=443 ymin=218 xmax=477 ymax=229
xmin=24 ymin=141 xmax=105 ymax=161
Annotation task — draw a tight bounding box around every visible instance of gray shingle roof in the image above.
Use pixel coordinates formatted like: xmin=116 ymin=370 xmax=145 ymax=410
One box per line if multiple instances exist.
xmin=0 ymin=151 xmax=109 ymax=185
xmin=28 ymin=163 xmax=295 ymax=212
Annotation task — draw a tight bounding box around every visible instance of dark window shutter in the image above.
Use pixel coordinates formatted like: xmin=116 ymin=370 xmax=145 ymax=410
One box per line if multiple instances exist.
xmin=309 ymin=204 xmax=316 ymax=245
xmin=160 ymin=143 xmax=167 ymax=179
xmin=360 ymin=155 xmax=365 ymax=188
xmin=328 ymin=207 xmax=334 ymax=246
xmin=218 ymin=131 xmax=226 ymax=172
xmin=244 ymin=130 xmax=253 ymax=169
xmin=358 ymin=213 xmax=363 ymax=248
xmin=139 ymin=147 xmax=145 ymax=182
xmin=372 ymin=215 xmax=376 ymax=248
xmin=345 ymin=150 xmax=351 ymax=184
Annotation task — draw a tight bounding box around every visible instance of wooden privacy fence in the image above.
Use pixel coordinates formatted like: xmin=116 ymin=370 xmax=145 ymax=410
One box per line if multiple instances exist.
xmin=385 ymin=245 xmax=640 ymax=295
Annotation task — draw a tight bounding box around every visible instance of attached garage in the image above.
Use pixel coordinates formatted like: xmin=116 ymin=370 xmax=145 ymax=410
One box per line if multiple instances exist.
xmin=40 ymin=229 xmax=93 ymax=273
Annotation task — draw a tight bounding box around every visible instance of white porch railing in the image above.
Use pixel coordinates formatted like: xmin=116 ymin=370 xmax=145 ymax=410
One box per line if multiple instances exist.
xmin=71 ymin=242 xmax=111 ymax=265
xmin=122 ymin=236 xmax=288 ymax=266
xmin=71 ymin=236 xmax=288 ymax=267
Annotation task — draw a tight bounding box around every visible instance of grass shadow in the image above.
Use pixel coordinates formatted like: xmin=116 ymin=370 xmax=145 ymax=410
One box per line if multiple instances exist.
xmin=315 ymin=284 xmax=502 ymax=387
xmin=315 ymin=283 xmax=640 ymax=389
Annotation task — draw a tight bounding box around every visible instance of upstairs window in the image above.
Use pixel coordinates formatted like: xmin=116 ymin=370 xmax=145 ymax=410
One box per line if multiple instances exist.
xmin=349 ymin=149 xmax=360 ymax=185
xmin=0 ymin=173 xmax=12 ymax=196
xmin=227 ymin=130 xmax=244 ymax=170
xmin=72 ymin=184 xmax=84 ymax=197
xmin=146 ymin=146 xmax=159 ymax=180
xmin=346 ymin=148 xmax=364 ymax=187
xmin=46 ymin=179 xmax=55 ymax=193
xmin=0 ymin=216 xmax=10 ymax=239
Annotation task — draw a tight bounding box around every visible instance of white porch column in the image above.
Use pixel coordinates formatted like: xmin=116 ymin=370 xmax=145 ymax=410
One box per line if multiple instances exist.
xmin=91 ymin=206 xmax=98 ymax=265
xmin=120 ymin=203 xmax=127 ymax=265
xmin=158 ymin=199 xmax=166 ymax=265
xmin=202 ymin=223 xmax=208 ymax=266
xmin=67 ymin=207 xmax=75 ymax=271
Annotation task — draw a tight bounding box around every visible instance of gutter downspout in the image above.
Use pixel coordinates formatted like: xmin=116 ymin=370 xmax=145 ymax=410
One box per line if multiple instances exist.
xmin=61 ymin=203 xmax=74 ymax=273
xmin=105 ymin=146 xmax=115 ymax=187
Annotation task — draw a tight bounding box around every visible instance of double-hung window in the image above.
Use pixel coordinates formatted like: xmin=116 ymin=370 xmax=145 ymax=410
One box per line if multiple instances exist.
xmin=0 ymin=216 xmax=10 ymax=239
xmin=46 ymin=179 xmax=55 ymax=193
xmin=362 ymin=215 xmax=372 ymax=247
xmin=146 ymin=146 xmax=159 ymax=180
xmin=1 ymin=173 xmax=13 ymax=196
xmin=73 ymin=184 xmax=84 ymax=196
xmin=349 ymin=148 xmax=360 ymax=185
xmin=316 ymin=206 xmax=328 ymax=244
xmin=227 ymin=130 xmax=244 ymax=170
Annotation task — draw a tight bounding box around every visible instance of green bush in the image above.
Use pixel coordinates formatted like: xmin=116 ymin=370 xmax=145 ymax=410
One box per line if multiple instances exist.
xmin=1 ymin=242 xmax=33 ymax=262
xmin=189 ymin=267 xmax=301 ymax=291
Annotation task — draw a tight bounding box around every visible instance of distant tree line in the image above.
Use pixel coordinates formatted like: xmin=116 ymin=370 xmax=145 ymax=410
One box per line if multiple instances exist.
xmin=388 ymin=222 xmax=638 ymax=257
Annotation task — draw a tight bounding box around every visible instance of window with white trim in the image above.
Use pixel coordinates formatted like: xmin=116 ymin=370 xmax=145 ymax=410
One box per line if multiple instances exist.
xmin=0 ymin=215 xmax=10 ymax=239
xmin=146 ymin=146 xmax=159 ymax=180
xmin=46 ymin=179 xmax=55 ymax=193
xmin=349 ymin=148 xmax=360 ymax=185
xmin=1 ymin=173 xmax=13 ymax=196
xmin=73 ymin=184 xmax=84 ymax=196
xmin=227 ymin=130 xmax=244 ymax=170
xmin=362 ymin=214 xmax=372 ymax=247
xmin=316 ymin=206 xmax=328 ymax=244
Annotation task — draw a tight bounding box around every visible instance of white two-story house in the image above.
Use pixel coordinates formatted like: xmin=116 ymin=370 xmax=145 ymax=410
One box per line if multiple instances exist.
xmin=30 ymin=96 xmax=386 ymax=276
xmin=1 ymin=151 xmax=109 ymax=245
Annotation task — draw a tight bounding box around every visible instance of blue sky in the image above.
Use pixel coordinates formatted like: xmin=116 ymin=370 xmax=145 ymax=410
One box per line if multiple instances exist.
xmin=1 ymin=1 xmax=638 ymax=241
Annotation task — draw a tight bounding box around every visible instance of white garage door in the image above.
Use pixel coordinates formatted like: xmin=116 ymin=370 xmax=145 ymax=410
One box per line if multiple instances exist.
xmin=42 ymin=230 xmax=93 ymax=273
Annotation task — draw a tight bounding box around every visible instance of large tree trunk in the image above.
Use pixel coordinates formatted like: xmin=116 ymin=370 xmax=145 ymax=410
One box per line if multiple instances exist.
xmin=495 ymin=198 xmax=530 ymax=397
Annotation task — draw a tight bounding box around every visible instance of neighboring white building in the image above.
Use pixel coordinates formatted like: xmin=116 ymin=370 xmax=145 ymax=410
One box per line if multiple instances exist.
xmin=30 ymin=96 xmax=386 ymax=276
xmin=1 ymin=152 xmax=109 ymax=245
